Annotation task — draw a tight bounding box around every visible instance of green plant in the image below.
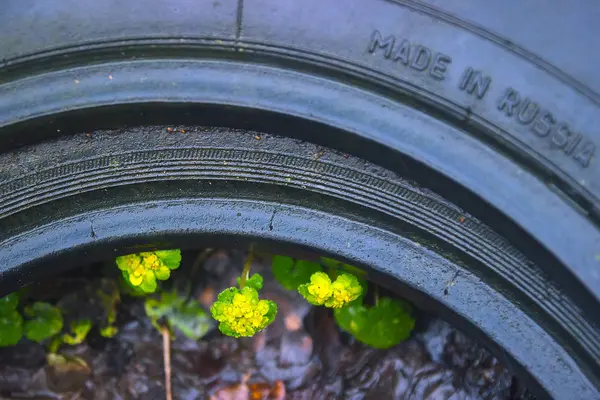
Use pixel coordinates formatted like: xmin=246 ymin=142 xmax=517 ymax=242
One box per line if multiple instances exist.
xmin=271 ymin=256 xmax=322 ymax=290
xmin=0 ymin=295 xmax=66 ymax=351
xmin=145 ymin=290 xmax=213 ymax=340
xmin=272 ymin=255 xmax=416 ymax=348
xmin=334 ymin=297 xmax=415 ymax=348
xmin=62 ymin=319 xmax=92 ymax=345
xmin=298 ymin=271 xmax=363 ymax=308
xmin=0 ymin=294 xmax=65 ymax=347
xmin=116 ymin=249 xmax=182 ymax=293
xmin=96 ymin=279 xmax=120 ymax=338
xmin=0 ymin=293 xmax=23 ymax=347
xmin=0 ymin=247 xmax=416 ymax=351
xmin=0 ymin=278 xmax=124 ymax=352
xmin=211 ymin=276 xmax=278 ymax=338
xmin=209 ymin=248 xmax=278 ymax=338
xmin=23 ymin=302 xmax=64 ymax=342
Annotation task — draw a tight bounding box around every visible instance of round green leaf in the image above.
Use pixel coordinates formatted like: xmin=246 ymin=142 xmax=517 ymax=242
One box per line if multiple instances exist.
xmin=155 ymin=249 xmax=182 ymax=270
xmin=140 ymin=271 xmax=157 ymax=293
xmin=215 ymin=288 xmax=237 ymax=308
xmin=145 ymin=292 xmax=179 ymax=320
xmin=118 ymin=272 xmax=147 ymax=296
xmin=239 ymin=273 xmax=264 ymax=291
xmin=0 ymin=310 xmax=23 ymax=347
xmin=155 ymin=265 xmax=171 ymax=281
xmin=115 ymin=254 xmax=138 ymax=271
xmin=272 ymin=256 xmax=322 ymax=290
xmin=334 ymin=297 xmax=415 ymax=349
xmin=169 ymin=301 xmax=212 ymax=340
xmin=264 ymin=300 xmax=278 ymax=326
xmin=24 ymin=302 xmax=63 ymax=343
xmin=0 ymin=293 xmax=20 ymax=313
xmin=145 ymin=291 xmax=212 ymax=340
xmin=333 ymin=302 xmax=369 ymax=335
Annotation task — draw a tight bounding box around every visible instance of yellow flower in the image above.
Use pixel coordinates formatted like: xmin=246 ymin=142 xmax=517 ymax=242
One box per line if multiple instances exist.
xmin=299 ymin=272 xmax=363 ymax=308
xmin=298 ymin=272 xmax=332 ymax=305
xmin=116 ymin=250 xmax=181 ymax=293
xmin=326 ymin=273 xmax=363 ymax=308
xmin=211 ymin=285 xmax=277 ymax=338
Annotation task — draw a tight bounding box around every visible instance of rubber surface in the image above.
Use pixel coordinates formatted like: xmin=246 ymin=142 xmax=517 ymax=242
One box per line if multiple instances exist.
xmin=2 ymin=0 xmax=600 ymax=297
xmin=1 ymin=0 xmax=600 ymax=398
xmin=3 ymin=0 xmax=600 ymax=213
xmin=0 ymin=127 xmax=596 ymax=398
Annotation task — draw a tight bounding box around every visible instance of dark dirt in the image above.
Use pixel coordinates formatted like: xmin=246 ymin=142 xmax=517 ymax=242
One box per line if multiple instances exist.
xmin=0 ymin=249 xmax=532 ymax=400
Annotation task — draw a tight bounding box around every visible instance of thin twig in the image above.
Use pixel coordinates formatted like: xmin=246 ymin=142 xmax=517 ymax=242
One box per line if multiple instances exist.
xmin=161 ymin=325 xmax=172 ymax=400
xmin=239 ymin=244 xmax=255 ymax=289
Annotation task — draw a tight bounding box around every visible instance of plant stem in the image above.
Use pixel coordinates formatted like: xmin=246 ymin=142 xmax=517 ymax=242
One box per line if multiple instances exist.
xmin=161 ymin=325 xmax=172 ymax=400
xmin=239 ymin=244 xmax=255 ymax=289
xmin=49 ymin=336 xmax=62 ymax=354
xmin=374 ymin=284 xmax=380 ymax=306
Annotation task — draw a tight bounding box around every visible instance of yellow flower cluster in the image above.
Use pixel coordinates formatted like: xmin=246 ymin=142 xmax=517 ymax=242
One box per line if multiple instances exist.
xmin=298 ymin=272 xmax=363 ymax=308
xmin=116 ymin=250 xmax=181 ymax=293
xmin=211 ymin=286 xmax=277 ymax=338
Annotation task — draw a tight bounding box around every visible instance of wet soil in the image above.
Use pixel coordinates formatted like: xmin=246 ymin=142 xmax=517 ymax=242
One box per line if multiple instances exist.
xmin=0 ymin=250 xmax=533 ymax=400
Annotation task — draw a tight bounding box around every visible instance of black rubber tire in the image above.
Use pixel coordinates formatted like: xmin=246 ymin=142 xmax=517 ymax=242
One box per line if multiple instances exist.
xmin=1 ymin=1 xmax=600 ymax=399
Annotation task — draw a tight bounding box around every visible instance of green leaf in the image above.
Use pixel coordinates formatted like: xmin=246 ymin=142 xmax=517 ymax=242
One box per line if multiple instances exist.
xmin=115 ymin=253 xmax=139 ymax=271
xmin=145 ymin=292 xmax=179 ymax=320
xmin=155 ymin=266 xmax=171 ymax=281
xmin=0 ymin=310 xmax=23 ymax=347
xmin=272 ymin=256 xmax=322 ymax=290
xmin=118 ymin=273 xmax=147 ymax=297
xmin=334 ymin=297 xmax=415 ymax=349
xmin=240 ymin=286 xmax=259 ymax=302
xmin=297 ymin=284 xmax=311 ymax=302
xmin=217 ymin=287 xmax=238 ymax=303
xmin=271 ymin=255 xmax=294 ymax=289
xmin=240 ymin=273 xmax=263 ymax=291
xmin=155 ymin=249 xmax=182 ymax=270
xmin=62 ymin=319 xmax=92 ymax=345
xmin=99 ymin=326 xmax=118 ymax=338
xmin=264 ymin=300 xmax=278 ymax=325
xmin=168 ymin=301 xmax=212 ymax=340
xmin=333 ymin=302 xmax=369 ymax=335
xmin=115 ymin=250 xmax=181 ymax=295
xmin=23 ymin=302 xmax=63 ymax=343
xmin=0 ymin=292 xmax=20 ymax=313
xmin=218 ymin=323 xmax=237 ymax=338
xmin=145 ymin=291 xmax=212 ymax=340
xmin=96 ymin=279 xmax=120 ymax=335
xmin=140 ymin=271 xmax=157 ymax=293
